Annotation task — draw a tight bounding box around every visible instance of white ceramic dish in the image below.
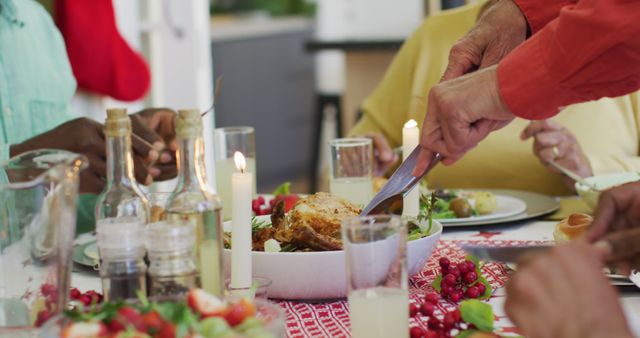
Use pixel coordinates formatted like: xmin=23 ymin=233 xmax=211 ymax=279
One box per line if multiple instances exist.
xmin=223 ymin=218 xmax=442 ymax=300
xmin=575 ymin=171 xmax=640 ymax=210
xmin=437 ymin=195 xmax=527 ymax=224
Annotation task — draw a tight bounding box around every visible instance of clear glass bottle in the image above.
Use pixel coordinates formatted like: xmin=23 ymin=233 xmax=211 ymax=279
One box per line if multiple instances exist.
xmin=97 ymin=217 xmax=147 ymax=301
xmin=145 ymin=221 xmax=198 ymax=297
xmin=95 ymin=108 xmax=149 ymax=223
xmin=166 ymin=109 xmax=224 ymax=296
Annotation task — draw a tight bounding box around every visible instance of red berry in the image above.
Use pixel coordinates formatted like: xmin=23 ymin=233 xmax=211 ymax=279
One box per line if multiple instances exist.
xmin=466 ymin=260 xmax=476 ymax=271
xmin=69 ymin=288 xmax=81 ymax=300
xmin=409 ymin=303 xmax=419 ymax=317
xmin=463 ymin=272 xmax=478 ymax=284
xmin=450 ymin=291 xmax=462 ymax=302
xmin=251 ymin=200 xmax=262 ymax=211
xmin=410 ymin=326 xmax=425 ymax=338
xmin=457 ymin=262 xmax=469 ymax=275
xmin=257 ymin=196 xmax=265 ymax=204
xmin=448 ymin=267 xmax=460 ymax=278
xmin=420 ymin=302 xmax=434 ymax=316
xmin=443 ymin=313 xmax=456 ymax=329
xmin=466 ymin=286 xmax=480 ymax=299
xmin=451 ymin=309 xmax=462 ymax=322
xmin=441 ymin=284 xmax=453 ymax=296
xmin=427 ymin=317 xmax=441 ymax=330
xmin=79 ymin=295 xmax=92 ymax=306
xmin=35 ymin=309 xmax=51 ymax=327
xmin=439 ymin=257 xmax=450 ymax=269
xmin=424 ymin=331 xmax=438 ymax=338
xmin=41 ymin=283 xmax=56 ymax=297
xmin=476 ymin=283 xmax=487 ymax=295
xmin=443 ymin=274 xmax=457 ymax=286
xmin=424 ymin=292 xmax=439 ymax=304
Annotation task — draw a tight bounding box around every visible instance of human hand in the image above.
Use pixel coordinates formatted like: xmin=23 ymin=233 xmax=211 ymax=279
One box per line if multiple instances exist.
xmin=131 ymin=108 xmax=177 ymax=181
xmin=505 ymin=240 xmax=632 ymax=338
xmin=521 ymin=120 xmax=592 ymax=191
xmin=441 ymin=0 xmax=528 ymax=81
xmin=10 ymin=117 xmax=155 ymax=194
xmin=588 ymin=182 xmax=640 ymax=274
xmin=414 ymin=66 xmax=515 ymax=175
xmin=363 ymin=133 xmax=399 ymax=177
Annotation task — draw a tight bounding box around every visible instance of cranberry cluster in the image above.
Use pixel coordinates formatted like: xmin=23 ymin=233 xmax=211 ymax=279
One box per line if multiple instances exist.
xmin=409 ymin=292 xmax=470 ymax=338
xmin=438 ymin=257 xmax=486 ymax=302
xmin=35 ymin=284 xmax=104 ymax=327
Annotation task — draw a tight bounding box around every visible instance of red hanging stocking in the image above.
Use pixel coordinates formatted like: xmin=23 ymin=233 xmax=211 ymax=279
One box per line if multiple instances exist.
xmin=55 ymin=0 xmax=151 ymax=102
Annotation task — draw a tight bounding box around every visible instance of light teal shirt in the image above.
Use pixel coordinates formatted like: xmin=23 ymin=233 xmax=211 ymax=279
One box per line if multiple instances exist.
xmin=0 ymin=0 xmax=96 ymax=233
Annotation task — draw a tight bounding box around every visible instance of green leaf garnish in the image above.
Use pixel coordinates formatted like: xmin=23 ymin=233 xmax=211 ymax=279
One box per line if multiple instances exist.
xmin=272 ymin=182 xmax=291 ymax=196
xmin=460 ymin=300 xmax=494 ymax=332
xmin=456 ymin=330 xmax=480 ymax=338
xmin=252 ymin=216 xmax=272 ymax=233
xmin=432 ymin=274 xmax=443 ymax=292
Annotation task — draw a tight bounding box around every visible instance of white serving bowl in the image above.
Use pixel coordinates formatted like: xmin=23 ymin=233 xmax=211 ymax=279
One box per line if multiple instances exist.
xmin=575 ymin=172 xmax=640 ymax=210
xmin=223 ymin=220 xmax=442 ymax=300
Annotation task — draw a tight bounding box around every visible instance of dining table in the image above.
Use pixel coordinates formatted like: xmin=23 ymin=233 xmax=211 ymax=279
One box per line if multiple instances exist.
xmin=70 ymin=197 xmax=640 ymax=338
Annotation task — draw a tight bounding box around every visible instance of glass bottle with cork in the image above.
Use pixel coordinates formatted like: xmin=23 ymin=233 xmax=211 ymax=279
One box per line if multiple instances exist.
xmin=95 ymin=108 xmax=149 ymax=222
xmin=145 ymin=221 xmax=198 ymax=297
xmin=166 ymin=109 xmax=224 ymax=296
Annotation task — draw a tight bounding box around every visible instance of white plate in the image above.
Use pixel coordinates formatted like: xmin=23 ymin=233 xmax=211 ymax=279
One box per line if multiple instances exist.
xmin=223 ymin=217 xmax=442 ymax=300
xmin=437 ymin=195 xmax=527 ymax=224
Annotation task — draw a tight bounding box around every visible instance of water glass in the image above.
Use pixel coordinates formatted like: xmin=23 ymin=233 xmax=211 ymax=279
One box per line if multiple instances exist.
xmin=343 ymin=215 xmax=408 ymax=338
xmin=213 ymin=127 xmax=257 ymax=220
xmin=329 ymin=138 xmax=373 ymax=207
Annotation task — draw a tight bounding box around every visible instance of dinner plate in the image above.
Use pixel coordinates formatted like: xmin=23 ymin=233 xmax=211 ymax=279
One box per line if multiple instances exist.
xmin=223 ymin=217 xmax=443 ymax=300
xmin=440 ymin=189 xmax=560 ymax=227
xmin=438 ymin=195 xmax=527 ymax=225
xmin=73 ymin=240 xmax=99 ymax=270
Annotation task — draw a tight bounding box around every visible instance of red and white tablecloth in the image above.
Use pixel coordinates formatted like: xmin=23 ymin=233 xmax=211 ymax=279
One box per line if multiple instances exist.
xmin=277 ymin=239 xmax=550 ymax=338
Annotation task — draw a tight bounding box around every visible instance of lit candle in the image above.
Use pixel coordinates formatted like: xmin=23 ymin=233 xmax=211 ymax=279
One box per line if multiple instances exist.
xmin=231 ymin=151 xmax=252 ymax=290
xmin=403 ymin=119 xmax=420 ymax=217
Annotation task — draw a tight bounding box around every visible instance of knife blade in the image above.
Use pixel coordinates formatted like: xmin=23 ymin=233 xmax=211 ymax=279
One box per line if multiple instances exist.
xmin=461 ymin=245 xmax=553 ymax=264
xmin=360 ymin=147 xmax=441 ymax=216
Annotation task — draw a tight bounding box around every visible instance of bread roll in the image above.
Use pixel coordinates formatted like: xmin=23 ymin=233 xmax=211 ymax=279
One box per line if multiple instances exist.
xmin=553 ymin=213 xmax=593 ymax=244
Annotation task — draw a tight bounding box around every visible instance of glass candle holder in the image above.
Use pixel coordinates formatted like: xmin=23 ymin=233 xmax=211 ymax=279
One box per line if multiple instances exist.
xmin=329 ymin=138 xmax=373 ymax=207
xmin=214 ymin=127 xmax=257 ymax=221
xmin=342 ymin=215 xmax=408 ymax=338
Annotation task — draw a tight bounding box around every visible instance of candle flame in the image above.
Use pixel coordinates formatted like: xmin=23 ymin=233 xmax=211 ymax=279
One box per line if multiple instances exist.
xmin=404 ymin=119 xmax=418 ymax=128
xmin=234 ymin=151 xmax=246 ymax=172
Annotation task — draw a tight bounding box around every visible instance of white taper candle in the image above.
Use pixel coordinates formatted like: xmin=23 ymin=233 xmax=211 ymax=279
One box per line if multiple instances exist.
xmin=230 ymin=151 xmax=253 ymax=289
xmin=402 ymin=119 xmax=420 ymax=217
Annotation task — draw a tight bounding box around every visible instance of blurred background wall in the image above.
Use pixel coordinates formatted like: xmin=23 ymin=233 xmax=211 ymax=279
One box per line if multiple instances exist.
xmin=45 ymin=0 xmax=472 ymax=193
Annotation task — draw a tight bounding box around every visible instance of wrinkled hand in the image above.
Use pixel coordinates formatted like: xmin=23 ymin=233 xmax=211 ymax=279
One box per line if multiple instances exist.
xmin=414 ymin=66 xmax=514 ymax=175
xmin=521 ymin=120 xmax=592 ymax=191
xmin=588 ymin=182 xmax=640 ymax=274
xmin=131 ymin=108 xmax=178 ymax=181
xmin=10 ymin=117 xmax=155 ymax=194
xmin=364 ymin=133 xmax=399 ymax=177
xmin=441 ymin=0 xmax=528 ymax=81
xmin=505 ymin=240 xmax=632 ymax=338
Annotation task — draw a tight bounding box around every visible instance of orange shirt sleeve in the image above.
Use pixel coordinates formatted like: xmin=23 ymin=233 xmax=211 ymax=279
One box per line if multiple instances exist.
xmin=497 ymin=0 xmax=640 ymax=120
xmin=513 ymin=0 xmax=577 ymax=34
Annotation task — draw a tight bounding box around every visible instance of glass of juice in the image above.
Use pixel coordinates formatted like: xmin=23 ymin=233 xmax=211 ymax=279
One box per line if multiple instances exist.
xmin=329 ymin=138 xmax=373 ymax=207
xmin=213 ymin=126 xmax=257 ymax=220
xmin=343 ymin=215 xmax=408 ymax=338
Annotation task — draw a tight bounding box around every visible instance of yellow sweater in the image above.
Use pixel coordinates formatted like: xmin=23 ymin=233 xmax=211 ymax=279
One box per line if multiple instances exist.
xmin=349 ymin=2 xmax=640 ymax=196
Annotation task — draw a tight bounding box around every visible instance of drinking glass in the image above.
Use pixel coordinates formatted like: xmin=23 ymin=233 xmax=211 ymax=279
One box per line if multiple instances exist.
xmin=329 ymin=138 xmax=373 ymax=207
xmin=213 ymin=127 xmax=257 ymax=220
xmin=0 ymin=150 xmax=87 ymax=335
xmin=343 ymin=215 xmax=408 ymax=338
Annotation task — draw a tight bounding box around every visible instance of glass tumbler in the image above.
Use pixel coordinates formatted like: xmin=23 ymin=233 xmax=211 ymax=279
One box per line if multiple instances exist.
xmin=343 ymin=215 xmax=408 ymax=338
xmin=329 ymin=138 xmax=373 ymax=207
xmin=213 ymin=127 xmax=257 ymax=220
